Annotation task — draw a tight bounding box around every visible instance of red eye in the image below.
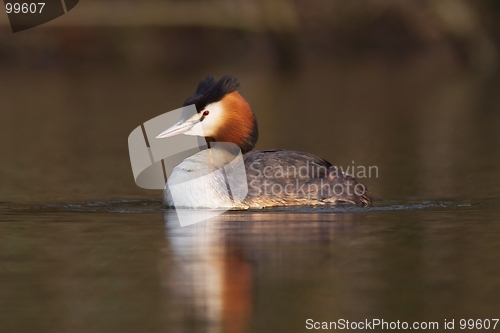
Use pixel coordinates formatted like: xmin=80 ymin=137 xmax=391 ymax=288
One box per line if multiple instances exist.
xmin=202 ymin=110 xmax=209 ymax=117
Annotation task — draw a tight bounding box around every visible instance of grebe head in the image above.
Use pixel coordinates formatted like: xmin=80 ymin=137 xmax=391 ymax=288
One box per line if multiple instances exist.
xmin=156 ymin=75 xmax=259 ymax=154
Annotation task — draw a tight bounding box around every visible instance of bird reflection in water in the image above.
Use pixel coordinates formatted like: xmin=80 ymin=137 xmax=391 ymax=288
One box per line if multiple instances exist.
xmin=163 ymin=211 xmax=254 ymax=333
xmin=161 ymin=209 xmax=356 ymax=333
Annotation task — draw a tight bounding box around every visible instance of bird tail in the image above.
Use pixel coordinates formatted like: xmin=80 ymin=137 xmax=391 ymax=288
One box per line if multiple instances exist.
xmin=323 ymin=166 xmax=373 ymax=207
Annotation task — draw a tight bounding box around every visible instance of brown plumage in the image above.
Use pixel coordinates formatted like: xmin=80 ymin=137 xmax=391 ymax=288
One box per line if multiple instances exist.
xmin=215 ymin=92 xmax=258 ymax=154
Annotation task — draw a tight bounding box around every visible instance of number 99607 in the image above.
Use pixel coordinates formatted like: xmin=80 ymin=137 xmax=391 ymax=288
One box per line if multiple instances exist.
xmin=5 ymin=2 xmax=45 ymax=14
xmin=459 ymin=319 xmax=499 ymax=330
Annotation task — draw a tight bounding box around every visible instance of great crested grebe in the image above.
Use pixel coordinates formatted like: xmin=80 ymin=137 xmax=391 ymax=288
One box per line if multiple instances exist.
xmin=156 ymin=75 xmax=372 ymax=209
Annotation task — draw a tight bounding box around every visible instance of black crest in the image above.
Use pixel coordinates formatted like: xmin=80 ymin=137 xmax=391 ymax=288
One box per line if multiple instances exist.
xmin=183 ymin=75 xmax=241 ymax=112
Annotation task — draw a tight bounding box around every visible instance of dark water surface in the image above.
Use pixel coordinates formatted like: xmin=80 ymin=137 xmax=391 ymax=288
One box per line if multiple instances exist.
xmin=1 ymin=199 xmax=500 ymax=333
xmin=1 ymin=52 xmax=500 ymax=332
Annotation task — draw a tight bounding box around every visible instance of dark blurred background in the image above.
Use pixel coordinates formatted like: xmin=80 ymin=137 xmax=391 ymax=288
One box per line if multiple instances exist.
xmin=1 ymin=0 xmax=500 ymax=202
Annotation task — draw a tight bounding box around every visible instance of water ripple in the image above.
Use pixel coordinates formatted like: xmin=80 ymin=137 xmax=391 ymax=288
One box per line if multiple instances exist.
xmin=1 ymin=198 xmax=497 ymax=215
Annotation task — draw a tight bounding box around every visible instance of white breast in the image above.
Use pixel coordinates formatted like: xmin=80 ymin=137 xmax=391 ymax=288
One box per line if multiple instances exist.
xmin=163 ymin=146 xmax=248 ymax=208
